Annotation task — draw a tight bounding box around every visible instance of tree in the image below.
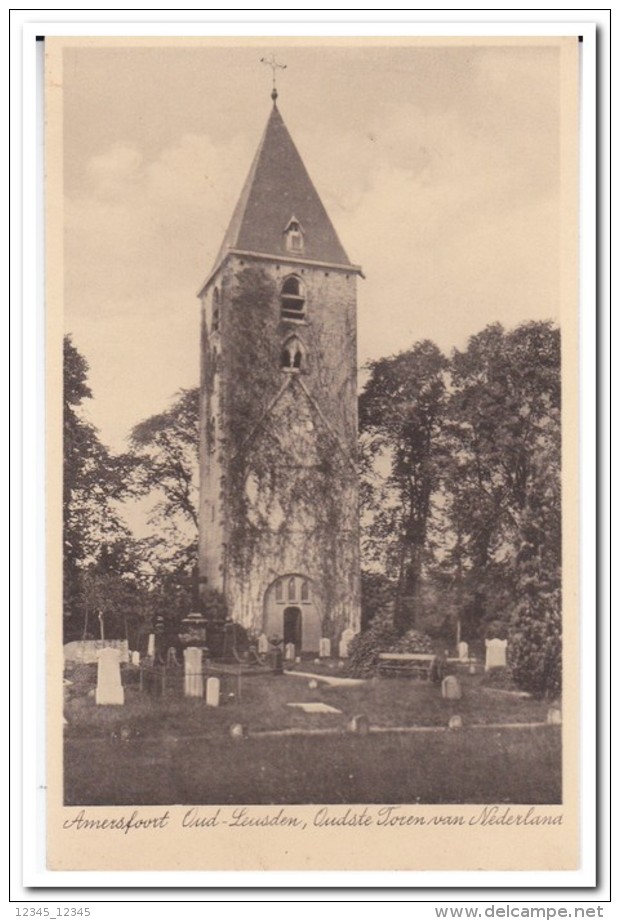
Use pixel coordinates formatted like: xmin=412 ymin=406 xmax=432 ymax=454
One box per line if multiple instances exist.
xmin=359 ymin=340 xmax=448 ymax=632
xmin=442 ymin=321 xmax=561 ymax=638
xmin=129 ymin=387 xmax=199 ymax=573
xmin=63 ymin=336 xmax=136 ymax=640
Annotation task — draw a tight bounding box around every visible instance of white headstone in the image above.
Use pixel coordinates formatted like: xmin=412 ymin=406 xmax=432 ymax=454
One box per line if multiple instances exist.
xmin=206 ymin=676 xmax=220 ymax=707
xmin=457 ymin=641 xmax=469 ymax=661
xmin=284 ymin=642 xmax=296 ymax=661
xmin=441 ymin=675 xmax=462 ymax=700
xmin=95 ymin=647 xmax=124 ymax=706
xmin=258 ymin=633 xmax=269 ymax=654
xmin=183 ymin=647 xmax=204 ymax=697
xmin=147 ymin=633 xmax=156 ymax=658
xmin=340 ymin=628 xmax=356 ymax=657
xmin=485 ymin=638 xmax=508 ymax=670
xmin=448 ymin=715 xmax=463 ymax=730
xmin=131 ymin=650 xmax=140 ymax=666
xmin=319 ymin=637 xmax=331 ymax=658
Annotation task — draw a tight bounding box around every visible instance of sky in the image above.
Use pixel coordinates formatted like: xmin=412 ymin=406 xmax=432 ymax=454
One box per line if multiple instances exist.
xmin=61 ymin=38 xmax=569 ymax=453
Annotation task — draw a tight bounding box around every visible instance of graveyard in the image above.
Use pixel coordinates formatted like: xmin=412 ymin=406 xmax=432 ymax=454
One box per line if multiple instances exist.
xmin=63 ymin=642 xmax=562 ymax=806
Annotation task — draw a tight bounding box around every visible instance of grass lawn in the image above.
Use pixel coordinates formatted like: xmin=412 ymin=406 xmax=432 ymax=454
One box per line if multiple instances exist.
xmin=63 ymin=664 xmax=561 ymax=805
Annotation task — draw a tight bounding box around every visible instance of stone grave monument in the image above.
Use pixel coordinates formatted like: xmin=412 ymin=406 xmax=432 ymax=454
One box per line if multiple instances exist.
xmin=339 ymin=628 xmax=356 ymax=659
xmin=258 ymin=633 xmax=269 ymax=655
xmin=319 ymin=637 xmax=331 ymax=658
xmin=457 ymin=641 xmax=469 ymax=661
xmin=284 ymin=642 xmax=296 ymax=662
xmin=441 ymin=675 xmax=462 ymax=700
xmin=206 ymin=676 xmax=220 ymax=707
xmin=183 ymin=647 xmax=204 ymax=697
xmin=95 ymin=647 xmax=124 ymax=706
xmin=485 ymin=638 xmax=508 ymax=671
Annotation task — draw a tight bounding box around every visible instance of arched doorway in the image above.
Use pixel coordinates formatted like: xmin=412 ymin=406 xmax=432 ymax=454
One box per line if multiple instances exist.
xmin=263 ymin=575 xmax=322 ymax=653
xmin=283 ymin=607 xmax=302 ymax=647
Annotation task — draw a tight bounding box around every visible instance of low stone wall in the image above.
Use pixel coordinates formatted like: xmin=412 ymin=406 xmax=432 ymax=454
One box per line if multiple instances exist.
xmin=64 ymin=639 xmax=130 ymax=665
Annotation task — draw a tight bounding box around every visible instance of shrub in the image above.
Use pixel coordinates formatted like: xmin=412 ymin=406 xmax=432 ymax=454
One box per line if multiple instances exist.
xmin=509 ymin=591 xmax=561 ymax=698
xmin=348 ymin=608 xmax=399 ymax=677
xmin=388 ymin=629 xmax=434 ymax=655
xmin=348 ymin=611 xmax=434 ymax=678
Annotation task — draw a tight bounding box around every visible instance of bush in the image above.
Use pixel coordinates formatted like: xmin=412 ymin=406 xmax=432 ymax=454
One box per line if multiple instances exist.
xmin=348 ymin=609 xmax=399 ymax=677
xmin=348 ymin=611 xmax=434 ymax=678
xmin=388 ymin=629 xmax=434 ymax=655
xmin=509 ymin=592 xmax=561 ymax=698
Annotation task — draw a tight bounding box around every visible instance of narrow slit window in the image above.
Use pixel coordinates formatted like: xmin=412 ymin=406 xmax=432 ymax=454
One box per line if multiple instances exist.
xmin=275 ymin=580 xmax=283 ymax=602
xmin=212 ymin=288 xmax=220 ymax=332
xmin=300 ymin=580 xmax=310 ymax=602
xmin=288 ymin=577 xmax=296 ymax=601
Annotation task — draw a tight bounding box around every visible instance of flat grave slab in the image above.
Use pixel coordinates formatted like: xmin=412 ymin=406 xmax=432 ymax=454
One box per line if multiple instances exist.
xmin=286 ymin=702 xmax=342 ymax=714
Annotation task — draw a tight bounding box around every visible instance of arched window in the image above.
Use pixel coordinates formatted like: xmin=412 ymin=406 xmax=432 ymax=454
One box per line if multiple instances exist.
xmin=288 ymin=577 xmax=296 ymax=601
xmin=280 ymin=275 xmax=306 ymax=320
xmin=212 ymin=288 xmax=220 ymax=333
xmin=300 ymin=580 xmax=310 ymax=602
xmin=275 ymin=580 xmax=283 ymax=602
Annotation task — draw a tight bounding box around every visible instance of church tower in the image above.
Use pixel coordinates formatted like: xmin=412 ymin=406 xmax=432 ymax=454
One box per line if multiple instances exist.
xmin=197 ymin=89 xmax=361 ymax=653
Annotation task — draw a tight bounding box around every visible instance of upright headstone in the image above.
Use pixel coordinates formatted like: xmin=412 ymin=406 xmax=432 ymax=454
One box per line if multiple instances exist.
xmin=339 ymin=628 xmax=356 ymax=659
xmin=284 ymin=642 xmax=296 ymax=662
xmin=441 ymin=675 xmax=462 ymax=700
xmin=485 ymin=638 xmax=508 ymax=671
xmin=131 ymin=650 xmax=140 ymax=667
xmin=95 ymin=647 xmax=124 ymax=705
xmin=166 ymin=646 xmax=180 ymax=667
xmin=183 ymin=647 xmax=204 ymax=697
xmin=147 ymin=633 xmax=156 ymax=659
xmin=206 ymin=676 xmax=220 ymax=707
xmin=319 ymin=637 xmax=331 ymax=658
xmin=457 ymin=641 xmax=469 ymax=661
xmin=258 ymin=633 xmax=270 ymax=655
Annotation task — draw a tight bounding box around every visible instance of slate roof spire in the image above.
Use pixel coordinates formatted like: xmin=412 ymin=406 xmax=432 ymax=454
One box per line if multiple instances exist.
xmin=210 ymin=102 xmax=358 ymax=275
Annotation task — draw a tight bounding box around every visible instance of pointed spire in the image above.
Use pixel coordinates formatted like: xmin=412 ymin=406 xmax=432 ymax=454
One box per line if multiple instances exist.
xmin=211 ymin=104 xmax=354 ymax=273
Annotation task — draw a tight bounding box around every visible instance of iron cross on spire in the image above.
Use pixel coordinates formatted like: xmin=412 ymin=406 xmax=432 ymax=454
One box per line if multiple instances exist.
xmin=260 ymin=54 xmax=287 ymax=103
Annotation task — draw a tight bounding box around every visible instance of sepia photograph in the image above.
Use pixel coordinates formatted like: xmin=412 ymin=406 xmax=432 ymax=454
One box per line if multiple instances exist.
xmin=45 ymin=33 xmax=581 ymax=872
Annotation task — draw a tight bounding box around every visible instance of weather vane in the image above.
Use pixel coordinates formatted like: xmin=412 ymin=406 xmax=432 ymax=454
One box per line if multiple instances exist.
xmin=260 ymin=53 xmax=287 ymax=103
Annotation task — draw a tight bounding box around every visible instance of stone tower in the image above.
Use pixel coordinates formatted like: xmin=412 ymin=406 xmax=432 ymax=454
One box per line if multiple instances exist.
xmin=197 ymin=95 xmax=361 ymax=653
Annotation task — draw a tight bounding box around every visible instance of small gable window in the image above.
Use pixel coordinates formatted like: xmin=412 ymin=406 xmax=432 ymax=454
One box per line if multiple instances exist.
xmin=280 ymin=275 xmax=306 ymax=321
xmin=284 ymin=217 xmax=305 ymax=254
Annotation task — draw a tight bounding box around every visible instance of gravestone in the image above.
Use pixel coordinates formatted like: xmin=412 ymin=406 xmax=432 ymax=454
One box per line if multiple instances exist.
xmin=485 ymin=638 xmax=508 ymax=671
xmin=339 ymin=628 xmax=356 ymax=659
xmin=147 ymin=633 xmax=156 ymax=658
xmin=206 ymin=676 xmax=220 ymax=707
xmin=547 ymin=707 xmax=562 ymax=725
xmin=448 ymin=715 xmax=463 ymax=729
xmin=183 ymin=647 xmax=204 ymax=697
xmin=95 ymin=647 xmax=124 ymax=706
xmin=284 ymin=642 xmax=296 ymax=662
xmin=457 ymin=641 xmax=469 ymax=661
xmin=347 ymin=714 xmax=370 ymax=735
xmin=441 ymin=675 xmax=462 ymax=700
xmin=319 ymin=637 xmax=331 ymax=658
xmin=166 ymin=647 xmax=180 ymax=667
xmin=258 ymin=633 xmax=269 ymax=654
xmin=131 ymin=650 xmax=140 ymax=667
